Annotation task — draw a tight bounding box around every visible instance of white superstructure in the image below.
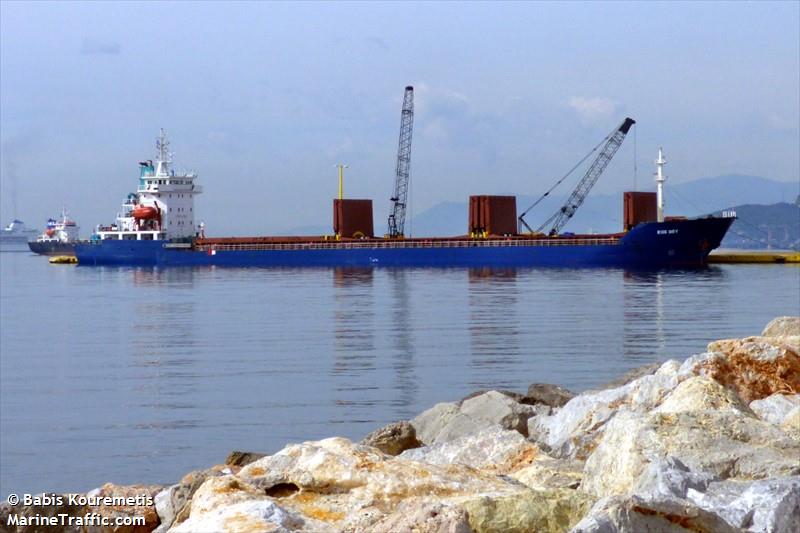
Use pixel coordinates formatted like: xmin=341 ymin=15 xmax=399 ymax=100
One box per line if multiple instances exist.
xmin=37 ymin=208 xmax=79 ymax=243
xmin=94 ymin=130 xmax=202 ymax=241
xmin=0 ymin=219 xmax=37 ymax=243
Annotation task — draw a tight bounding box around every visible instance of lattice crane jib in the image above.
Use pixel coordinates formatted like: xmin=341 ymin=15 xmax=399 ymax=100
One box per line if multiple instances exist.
xmin=536 ymin=118 xmax=635 ymax=236
xmin=388 ymin=86 xmax=414 ymax=238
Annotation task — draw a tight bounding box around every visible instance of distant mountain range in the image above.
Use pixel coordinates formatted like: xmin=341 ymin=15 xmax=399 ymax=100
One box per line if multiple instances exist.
xmin=715 ymin=202 xmax=799 ymax=250
xmin=408 ymin=174 xmax=799 ymax=237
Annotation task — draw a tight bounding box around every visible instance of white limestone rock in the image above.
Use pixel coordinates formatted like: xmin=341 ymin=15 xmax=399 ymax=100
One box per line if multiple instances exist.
xmin=762 ymin=316 xmax=800 ymax=338
xmin=458 ymin=391 xmax=539 ymax=436
xmin=231 ymin=436 xmax=602 ymax=532
xmin=410 ymin=391 xmax=539 ymax=445
xmin=653 ymin=375 xmax=752 ymax=415
xmin=631 ymin=456 xmax=716 ymax=501
xmin=432 ymin=412 xmax=490 ymax=444
xmin=527 ymin=386 xmax=626 ymax=458
xmin=596 ymin=455 xmax=800 ymax=532
xmin=410 ymin=402 xmax=460 ymax=445
xmin=461 ymin=488 xmax=594 ymax=533
xmin=782 ymin=406 xmax=800 ymax=437
xmin=581 ymin=407 xmax=800 ymax=497
xmin=153 ymin=485 xmax=178 ymax=533
xmin=368 ymin=501 xmax=472 ymax=533
xmin=400 ymin=425 xmax=539 ymax=474
xmin=750 ymin=393 xmax=800 ymax=426
xmin=687 ymin=476 xmax=800 ymax=532
xmin=510 ymin=456 xmax=584 ymax=490
xmin=530 ymin=359 xmax=684 ymax=459
xmin=169 ymin=499 xmax=327 ymax=533
xmin=237 ymin=437 xmax=528 ymax=530
xmin=570 ymin=495 xmax=739 ymax=533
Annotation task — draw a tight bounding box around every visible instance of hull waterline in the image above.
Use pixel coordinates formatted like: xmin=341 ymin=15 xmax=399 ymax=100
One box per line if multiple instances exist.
xmin=28 ymin=241 xmax=78 ymax=256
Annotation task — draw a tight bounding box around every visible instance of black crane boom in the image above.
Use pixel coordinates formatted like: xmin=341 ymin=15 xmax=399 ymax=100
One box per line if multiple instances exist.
xmin=388 ymin=86 xmax=414 ymax=238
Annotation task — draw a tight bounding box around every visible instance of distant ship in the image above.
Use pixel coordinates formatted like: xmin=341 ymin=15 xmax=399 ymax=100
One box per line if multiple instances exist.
xmin=0 ymin=219 xmax=37 ymax=247
xmin=75 ymin=123 xmax=734 ymax=268
xmin=28 ymin=209 xmax=80 ymax=256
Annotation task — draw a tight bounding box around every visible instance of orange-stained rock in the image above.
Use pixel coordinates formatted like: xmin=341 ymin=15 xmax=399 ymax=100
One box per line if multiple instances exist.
xmin=87 ymin=483 xmax=164 ymax=533
xmin=699 ymin=336 xmax=800 ymax=403
xmin=168 ymin=476 xmax=332 ymax=533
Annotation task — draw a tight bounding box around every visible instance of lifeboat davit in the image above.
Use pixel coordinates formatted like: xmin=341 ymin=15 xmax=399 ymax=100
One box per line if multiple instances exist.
xmin=132 ymin=205 xmax=159 ymax=220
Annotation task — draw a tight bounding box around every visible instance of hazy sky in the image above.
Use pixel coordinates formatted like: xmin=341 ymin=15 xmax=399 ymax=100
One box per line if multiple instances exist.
xmin=1 ymin=1 xmax=798 ymax=235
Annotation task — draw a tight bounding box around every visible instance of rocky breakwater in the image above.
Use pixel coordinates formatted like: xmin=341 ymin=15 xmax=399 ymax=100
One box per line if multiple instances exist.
xmin=2 ymin=317 xmax=798 ymax=532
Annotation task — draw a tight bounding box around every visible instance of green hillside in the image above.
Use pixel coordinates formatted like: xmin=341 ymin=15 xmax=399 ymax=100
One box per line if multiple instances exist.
xmin=716 ymin=201 xmax=800 ymax=250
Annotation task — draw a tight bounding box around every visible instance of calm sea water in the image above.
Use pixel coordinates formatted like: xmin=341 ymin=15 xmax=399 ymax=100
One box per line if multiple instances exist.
xmin=1 ymin=250 xmax=798 ymax=497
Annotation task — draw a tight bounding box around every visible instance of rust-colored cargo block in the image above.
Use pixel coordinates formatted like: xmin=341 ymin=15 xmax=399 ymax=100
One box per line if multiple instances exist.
xmin=334 ymin=199 xmax=374 ymax=238
xmin=469 ymin=196 xmax=482 ymax=233
xmin=469 ymin=195 xmax=517 ymax=236
xmin=623 ymin=192 xmax=657 ymax=230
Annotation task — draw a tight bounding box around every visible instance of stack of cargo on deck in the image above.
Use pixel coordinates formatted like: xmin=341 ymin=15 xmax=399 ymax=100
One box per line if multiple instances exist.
xmin=333 ymin=199 xmax=374 ymax=238
xmin=623 ymin=192 xmax=657 ymax=230
xmin=469 ymin=196 xmax=517 ymax=236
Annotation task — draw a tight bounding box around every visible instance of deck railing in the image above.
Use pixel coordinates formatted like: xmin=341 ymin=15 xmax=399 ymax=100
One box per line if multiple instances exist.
xmin=193 ymin=237 xmax=621 ymax=252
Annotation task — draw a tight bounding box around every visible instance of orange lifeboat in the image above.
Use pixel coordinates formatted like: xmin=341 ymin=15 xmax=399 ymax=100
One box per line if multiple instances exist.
xmin=45 ymin=228 xmax=55 ymax=237
xmin=132 ymin=205 xmax=159 ymax=220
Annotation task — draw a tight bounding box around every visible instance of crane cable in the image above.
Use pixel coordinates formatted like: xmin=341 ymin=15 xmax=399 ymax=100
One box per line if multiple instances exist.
xmin=518 ymin=124 xmax=624 ymax=233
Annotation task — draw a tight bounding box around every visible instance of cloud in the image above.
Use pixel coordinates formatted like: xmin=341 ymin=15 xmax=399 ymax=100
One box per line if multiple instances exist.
xmin=413 ymin=83 xmax=469 ymax=118
xmin=422 ymin=118 xmax=448 ymax=141
xmin=365 ymin=36 xmax=389 ymax=51
xmin=568 ymin=96 xmax=618 ymax=122
xmin=207 ymin=131 xmax=228 ymax=143
xmin=325 ymin=136 xmax=354 ymax=158
xmin=767 ymin=113 xmax=798 ymax=131
xmin=80 ymin=38 xmax=121 ymax=55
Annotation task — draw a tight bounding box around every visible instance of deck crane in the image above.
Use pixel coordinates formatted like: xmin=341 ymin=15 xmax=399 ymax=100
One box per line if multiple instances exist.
xmin=387 ymin=86 xmax=414 ymax=238
xmin=519 ymin=117 xmax=636 ymax=236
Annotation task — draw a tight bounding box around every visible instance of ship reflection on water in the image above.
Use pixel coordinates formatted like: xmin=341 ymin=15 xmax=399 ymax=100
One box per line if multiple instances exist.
xmin=2 ymin=250 xmax=796 ymax=496
xmin=331 ymin=268 xmax=378 ymax=424
xmin=621 ymin=267 xmax=729 ymax=364
xmin=329 ymin=268 xmax=417 ymax=423
xmin=467 ymin=268 xmax=522 ymax=391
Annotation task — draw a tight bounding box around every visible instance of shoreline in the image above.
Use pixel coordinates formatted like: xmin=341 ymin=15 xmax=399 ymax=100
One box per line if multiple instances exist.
xmin=2 ymin=316 xmax=798 ymax=532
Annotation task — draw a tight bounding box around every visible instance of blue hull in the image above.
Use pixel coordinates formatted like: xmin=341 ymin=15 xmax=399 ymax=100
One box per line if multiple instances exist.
xmin=75 ymin=218 xmax=734 ymax=268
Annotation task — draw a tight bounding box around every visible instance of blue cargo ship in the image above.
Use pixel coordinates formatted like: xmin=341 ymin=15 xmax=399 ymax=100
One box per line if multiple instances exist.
xmin=75 ymin=126 xmax=735 ymax=268
xmin=76 ymin=218 xmax=732 ymax=268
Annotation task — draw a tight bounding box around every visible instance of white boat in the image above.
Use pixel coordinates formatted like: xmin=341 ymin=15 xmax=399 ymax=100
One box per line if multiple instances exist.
xmin=0 ymin=219 xmax=37 ymax=245
xmin=28 ymin=209 xmax=81 ymax=256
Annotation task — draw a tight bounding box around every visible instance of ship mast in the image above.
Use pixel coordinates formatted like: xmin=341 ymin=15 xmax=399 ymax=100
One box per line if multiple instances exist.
xmin=156 ymin=128 xmax=172 ymax=176
xmin=655 ymin=147 xmax=666 ymax=222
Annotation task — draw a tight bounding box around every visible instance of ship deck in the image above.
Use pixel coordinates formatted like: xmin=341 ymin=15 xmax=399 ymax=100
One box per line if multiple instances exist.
xmin=193 ymin=234 xmax=623 ymax=252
